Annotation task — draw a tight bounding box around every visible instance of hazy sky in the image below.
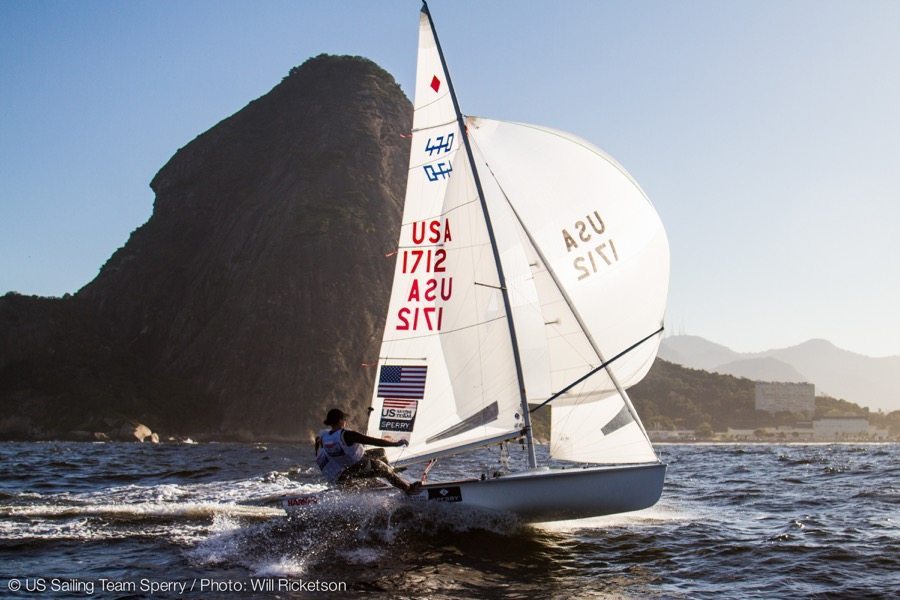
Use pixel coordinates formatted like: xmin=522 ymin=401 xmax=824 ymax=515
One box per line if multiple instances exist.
xmin=2 ymin=1 xmax=899 ymax=358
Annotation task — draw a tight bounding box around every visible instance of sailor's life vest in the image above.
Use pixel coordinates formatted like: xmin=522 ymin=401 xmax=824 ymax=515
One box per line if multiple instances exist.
xmin=316 ymin=428 xmax=365 ymax=482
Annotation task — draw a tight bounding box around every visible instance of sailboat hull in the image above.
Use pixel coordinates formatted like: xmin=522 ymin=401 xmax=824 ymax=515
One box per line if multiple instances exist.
xmin=413 ymin=463 xmax=666 ymax=522
xmin=278 ymin=462 xmax=666 ymax=523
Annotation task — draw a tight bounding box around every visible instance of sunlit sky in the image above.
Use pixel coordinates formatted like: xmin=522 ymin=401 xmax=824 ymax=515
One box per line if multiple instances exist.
xmin=2 ymin=0 xmax=898 ymax=357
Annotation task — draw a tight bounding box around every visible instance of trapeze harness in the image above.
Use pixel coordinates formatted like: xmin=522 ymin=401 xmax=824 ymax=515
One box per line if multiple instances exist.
xmin=316 ymin=428 xmax=365 ymax=482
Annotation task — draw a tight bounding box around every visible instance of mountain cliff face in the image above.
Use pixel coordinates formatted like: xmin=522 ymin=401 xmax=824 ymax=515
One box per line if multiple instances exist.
xmin=0 ymin=55 xmax=412 ymax=441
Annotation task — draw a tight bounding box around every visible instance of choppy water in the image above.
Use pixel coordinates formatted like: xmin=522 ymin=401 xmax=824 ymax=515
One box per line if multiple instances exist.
xmin=0 ymin=442 xmax=897 ymax=598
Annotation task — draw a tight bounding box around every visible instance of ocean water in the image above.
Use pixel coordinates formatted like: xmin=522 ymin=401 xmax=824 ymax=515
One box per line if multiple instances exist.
xmin=0 ymin=441 xmax=897 ymax=598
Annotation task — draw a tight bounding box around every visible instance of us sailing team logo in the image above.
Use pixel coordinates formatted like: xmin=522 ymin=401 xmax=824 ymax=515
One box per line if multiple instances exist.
xmin=379 ymin=399 xmax=418 ymax=432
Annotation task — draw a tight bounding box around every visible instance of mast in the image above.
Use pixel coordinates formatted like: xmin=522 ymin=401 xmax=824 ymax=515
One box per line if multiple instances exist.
xmin=421 ymin=2 xmax=538 ymax=468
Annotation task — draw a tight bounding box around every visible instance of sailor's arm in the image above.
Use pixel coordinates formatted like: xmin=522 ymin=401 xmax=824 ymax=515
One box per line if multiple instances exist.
xmin=343 ymin=430 xmax=407 ymax=447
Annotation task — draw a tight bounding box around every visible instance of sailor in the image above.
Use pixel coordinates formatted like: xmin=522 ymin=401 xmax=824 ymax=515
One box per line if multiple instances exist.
xmin=314 ymin=408 xmax=421 ymax=494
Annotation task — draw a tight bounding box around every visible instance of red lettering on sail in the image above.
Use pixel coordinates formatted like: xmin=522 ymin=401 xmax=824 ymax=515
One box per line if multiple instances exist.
xmin=410 ymin=219 xmax=453 ymax=246
xmin=400 ymin=249 xmax=448 ymax=274
xmin=396 ymin=218 xmax=455 ymax=330
xmin=395 ymin=306 xmax=445 ymax=332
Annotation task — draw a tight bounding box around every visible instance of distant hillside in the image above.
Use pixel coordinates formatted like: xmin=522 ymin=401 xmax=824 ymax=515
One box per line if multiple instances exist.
xmin=713 ymin=357 xmax=807 ymax=383
xmin=628 ymin=359 xmax=755 ymax=431
xmin=658 ymin=335 xmax=739 ymax=370
xmin=626 ymin=358 xmax=899 ymax=435
xmin=0 ymin=55 xmax=411 ymax=441
xmin=660 ymin=335 xmax=900 ymax=413
xmin=762 ymin=339 xmax=900 ymax=414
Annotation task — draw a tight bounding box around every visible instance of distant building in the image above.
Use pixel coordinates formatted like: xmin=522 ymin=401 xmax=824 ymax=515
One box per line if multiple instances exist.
xmin=868 ymin=426 xmax=890 ymax=440
xmin=755 ymin=382 xmax=815 ymax=416
xmin=725 ymin=428 xmax=757 ymax=438
xmin=813 ymin=416 xmax=869 ymax=438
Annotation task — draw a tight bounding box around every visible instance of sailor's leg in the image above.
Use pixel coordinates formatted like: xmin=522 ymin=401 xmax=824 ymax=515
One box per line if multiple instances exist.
xmin=336 ymin=459 xmax=378 ymax=489
xmin=370 ymin=458 xmax=413 ymax=492
xmin=364 ymin=448 xmax=388 ymax=463
xmin=363 ymin=448 xmax=409 ymax=472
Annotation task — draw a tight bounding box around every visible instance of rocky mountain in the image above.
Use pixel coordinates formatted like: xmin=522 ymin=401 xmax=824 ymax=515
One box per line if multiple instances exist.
xmin=0 ymin=55 xmax=412 ymax=441
xmin=660 ymin=335 xmax=900 ymax=413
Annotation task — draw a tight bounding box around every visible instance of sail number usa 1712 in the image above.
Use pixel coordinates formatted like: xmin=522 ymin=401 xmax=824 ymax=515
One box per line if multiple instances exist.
xmin=396 ymin=219 xmax=453 ymax=331
xmin=562 ymin=211 xmax=618 ymax=281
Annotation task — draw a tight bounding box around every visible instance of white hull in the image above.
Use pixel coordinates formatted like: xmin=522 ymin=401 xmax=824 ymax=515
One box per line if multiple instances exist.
xmin=279 ymin=462 xmax=666 ymax=523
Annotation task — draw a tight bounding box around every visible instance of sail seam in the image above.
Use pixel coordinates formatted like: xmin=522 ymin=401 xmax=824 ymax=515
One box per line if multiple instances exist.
xmin=411 ymin=118 xmax=458 ymax=133
xmin=396 ymin=240 xmax=489 ymax=252
xmin=414 ymin=92 xmax=452 ymax=113
xmin=409 ymin=154 xmax=458 ymax=171
xmin=388 ymin=315 xmax=506 ymax=341
xmin=398 ymin=198 xmax=479 ymax=228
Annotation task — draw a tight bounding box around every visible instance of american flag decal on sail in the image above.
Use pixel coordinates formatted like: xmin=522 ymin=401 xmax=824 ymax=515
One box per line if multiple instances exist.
xmin=377 ymin=365 xmax=427 ymax=399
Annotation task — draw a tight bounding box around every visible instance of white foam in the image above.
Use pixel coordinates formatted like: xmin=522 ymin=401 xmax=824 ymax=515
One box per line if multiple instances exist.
xmin=534 ymin=501 xmax=695 ymax=532
xmin=66 ymin=475 xmax=324 ymax=507
xmin=341 ymin=547 xmax=383 ymax=565
xmin=252 ymin=557 xmax=307 ymax=577
xmin=0 ymin=502 xmax=282 ymax=520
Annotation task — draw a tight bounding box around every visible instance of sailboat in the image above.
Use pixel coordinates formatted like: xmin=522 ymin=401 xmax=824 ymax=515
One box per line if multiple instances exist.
xmin=287 ymin=3 xmax=670 ymax=522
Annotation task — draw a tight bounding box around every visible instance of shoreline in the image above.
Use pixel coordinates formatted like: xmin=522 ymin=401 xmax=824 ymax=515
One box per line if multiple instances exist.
xmin=0 ymin=438 xmax=896 ymax=446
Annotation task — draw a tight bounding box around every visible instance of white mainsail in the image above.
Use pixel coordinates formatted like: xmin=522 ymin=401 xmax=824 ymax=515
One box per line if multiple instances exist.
xmin=467 ymin=117 xmax=670 ymax=464
xmin=365 ymin=11 xmax=525 ymax=466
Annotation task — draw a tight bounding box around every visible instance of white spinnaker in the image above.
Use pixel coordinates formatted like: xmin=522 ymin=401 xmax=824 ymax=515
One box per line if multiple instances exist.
xmin=366 ymin=13 xmax=523 ymax=466
xmin=468 ymin=117 xmax=669 ymax=464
